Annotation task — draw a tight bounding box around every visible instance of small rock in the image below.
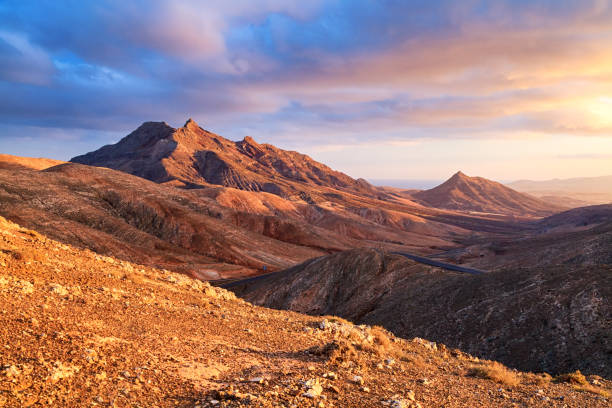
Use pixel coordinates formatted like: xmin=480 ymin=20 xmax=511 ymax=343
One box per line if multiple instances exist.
xmin=328 ymin=384 xmax=340 ymax=393
xmin=249 ymin=377 xmax=264 ymax=384
xmin=3 ymin=365 xmax=20 ymax=378
xmin=48 ymin=283 xmax=69 ymax=296
xmin=303 ymin=379 xmax=323 ymax=398
xmin=352 ymin=375 xmax=364 ymax=385
xmin=323 ymin=372 xmax=337 ymax=380
xmin=406 ymin=390 xmax=415 ymax=401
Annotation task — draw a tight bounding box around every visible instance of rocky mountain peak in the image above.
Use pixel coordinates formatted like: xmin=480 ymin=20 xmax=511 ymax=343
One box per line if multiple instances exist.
xmin=449 ymin=171 xmax=468 ymax=183
xmin=183 ymin=118 xmax=200 ymax=130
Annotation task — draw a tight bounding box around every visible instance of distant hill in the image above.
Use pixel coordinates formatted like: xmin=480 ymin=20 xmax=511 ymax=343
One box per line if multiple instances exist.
xmin=410 ymin=171 xmax=564 ymax=217
xmin=0 ymin=154 xmax=64 ymax=170
xmin=71 ymin=118 xmax=376 ymax=198
xmin=508 ymin=175 xmax=612 ymax=205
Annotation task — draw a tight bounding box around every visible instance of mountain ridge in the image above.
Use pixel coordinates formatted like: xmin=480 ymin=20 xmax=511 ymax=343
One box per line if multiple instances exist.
xmin=71 ymin=118 xmax=376 ymax=197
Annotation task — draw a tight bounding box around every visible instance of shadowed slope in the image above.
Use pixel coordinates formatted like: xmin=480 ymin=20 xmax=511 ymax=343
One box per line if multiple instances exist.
xmin=453 ymin=205 xmax=612 ymax=270
xmin=231 ymin=248 xmax=612 ymax=377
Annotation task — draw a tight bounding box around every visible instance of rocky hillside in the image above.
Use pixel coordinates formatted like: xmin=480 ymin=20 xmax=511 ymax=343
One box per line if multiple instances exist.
xmin=1 ymin=215 xmax=609 ymax=407
xmin=230 ymin=249 xmax=612 ymax=378
xmin=71 ymin=119 xmax=376 ymax=197
xmin=0 ymin=161 xmax=334 ymax=280
xmin=411 ymin=171 xmax=564 ymax=217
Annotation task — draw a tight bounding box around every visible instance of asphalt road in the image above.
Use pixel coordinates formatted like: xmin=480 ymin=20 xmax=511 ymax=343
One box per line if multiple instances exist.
xmin=391 ymin=252 xmax=485 ymax=275
xmin=220 ymin=251 xmax=485 ymax=289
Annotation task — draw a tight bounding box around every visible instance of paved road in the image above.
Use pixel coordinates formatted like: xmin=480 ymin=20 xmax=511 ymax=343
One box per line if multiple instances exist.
xmin=219 ymin=251 xmax=485 ymax=289
xmin=391 ymin=252 xmax=485 ymax=275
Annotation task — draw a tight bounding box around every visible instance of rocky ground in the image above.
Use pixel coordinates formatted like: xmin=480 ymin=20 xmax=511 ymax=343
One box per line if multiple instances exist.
xmin=1 ymin=216 xmax=610 ymax=407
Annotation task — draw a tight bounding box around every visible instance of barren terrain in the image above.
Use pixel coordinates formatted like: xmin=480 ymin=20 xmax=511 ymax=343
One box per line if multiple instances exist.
xmin=1 ymin=215 xmax=610 ymax=407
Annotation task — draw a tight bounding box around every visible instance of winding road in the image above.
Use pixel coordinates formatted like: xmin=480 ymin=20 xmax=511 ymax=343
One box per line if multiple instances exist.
xmin=390 ymin=252 xmax=485 ymax=275
xmin=219 ymin=251 xmax=485 ymax=289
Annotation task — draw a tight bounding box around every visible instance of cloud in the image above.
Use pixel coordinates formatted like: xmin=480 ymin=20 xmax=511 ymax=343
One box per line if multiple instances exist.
xmin=0 ymin=0 xmax=611 ymax=154
xmin=0 ymin=31 xmax=55 ymax=85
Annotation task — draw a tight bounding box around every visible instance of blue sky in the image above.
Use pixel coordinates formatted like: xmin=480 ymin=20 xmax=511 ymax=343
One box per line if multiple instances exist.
xmin=1 ymin=0 xmax=611 ymax=181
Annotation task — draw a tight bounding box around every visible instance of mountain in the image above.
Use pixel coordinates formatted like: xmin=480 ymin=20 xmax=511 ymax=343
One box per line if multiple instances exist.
xmin=4 ymin=216 xmax=610 ymax=407
xmin=410 ymin=171 xmax=564 ymax=217
xmin=508 ymin=175 xmax=612 ymax=205
xmin=71 ymin=118 xmax=376 ymax=197
xmin=229 ymin=248 xmax=612 ymax=377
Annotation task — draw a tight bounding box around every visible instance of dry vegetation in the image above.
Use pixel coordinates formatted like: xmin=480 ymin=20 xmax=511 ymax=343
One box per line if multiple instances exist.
xmin=468 ymin=362 xmax=520 ymax=387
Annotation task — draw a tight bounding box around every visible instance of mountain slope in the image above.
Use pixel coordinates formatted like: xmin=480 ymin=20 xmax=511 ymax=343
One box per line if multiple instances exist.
xmin=230 ymin=249 xmax=612 ymax=377
xmin=0 ymin=162 xmax=333 ymax=280
xmin=4 ymin=154 xmax=540 ymax=283
xmin=411 ymin=171 xmax=564 ymax=217
xmin=4 ymin=216 xmax=609 ymax=406
xmin=71 ymin=119 xmax=376 ymax=197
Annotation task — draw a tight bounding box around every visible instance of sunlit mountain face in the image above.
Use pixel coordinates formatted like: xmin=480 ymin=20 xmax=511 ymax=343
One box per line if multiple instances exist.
xmin=1 ymin=0 xmax=611 ymax=181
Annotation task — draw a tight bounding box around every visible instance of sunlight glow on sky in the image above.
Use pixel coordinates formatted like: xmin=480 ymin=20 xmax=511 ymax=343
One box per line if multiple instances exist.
xmin=0 ymin=0 xmax=611 ymax=181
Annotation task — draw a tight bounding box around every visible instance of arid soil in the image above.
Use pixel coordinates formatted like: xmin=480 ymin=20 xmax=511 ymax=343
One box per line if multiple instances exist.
xmin=231 ymin=249 xmax=612 ymax=378
xmin=1 ymin=216 xmax=610 ymax=407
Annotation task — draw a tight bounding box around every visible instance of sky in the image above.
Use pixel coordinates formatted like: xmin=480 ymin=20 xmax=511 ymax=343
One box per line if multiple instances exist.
xmin=1 ymin=0 xmax=611 ymax=183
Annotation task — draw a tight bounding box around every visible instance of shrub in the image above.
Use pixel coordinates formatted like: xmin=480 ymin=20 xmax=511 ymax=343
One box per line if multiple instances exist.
xmin=468 ymin=362 xmax=520 ymax=387
xmin=554 ymin=370 xmax=588 ymax=385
